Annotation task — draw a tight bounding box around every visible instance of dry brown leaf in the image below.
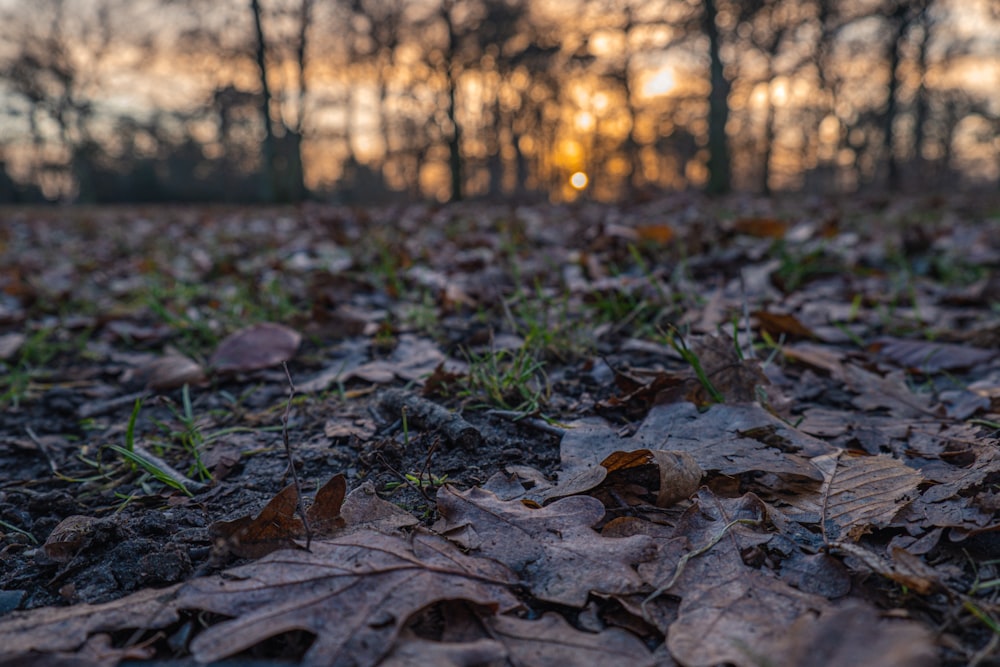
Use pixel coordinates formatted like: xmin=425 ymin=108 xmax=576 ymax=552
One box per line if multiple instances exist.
xmin=300 ymin=334 xmax=449 ymax=392
xmin=836 ymin=363 xmax=938 ymax=418
xmin=643 ymin=491 xmax=833 ymax=667
xmin=831 ymin=541 xmax=942 ymax=595
xmin=632 ymin=402 xmax=828 ymax=480
xmin=600 ymin=449 xmax=703 ymax=508
xmin=340 ymin=480 xmax=420 ymax=533
xmin=209 ymin=322 xmax=301 ymax=373
xmin=0 ymin=585 xmax=182 ymax=659
xmin=435 ymin=486 xmax=656 ymax=606
xmin=870 ymin=336 xmax=996 ymax=373
xmin=775 ymin=602 xmax=936 ymax=667
xmin=783 ymin=451 xmax=922 ymax=541
xmin=486 ymin=613 xmax=655 ymax=667
xmin=181 ymin=530 xmax=519 ymax=667
xmin=0 ymin=331 xmax=25 ymax=360
xmin=732 ymin=217 xmax=789 ymax=238
xmin=689 ymin=332 xmax=769 ymax=403
xmin=380 ymin=637 xmax=507 ymax=667
xmin=753 ymin=310 xmax=816 ymax=339
xmin=635 ymin=223 xmax=674 ymax=244
xmin=43 ymin=515 xmax=99 ymax=563
xmin=210 ymin=474 xmax=347 ymax=558
xmin=209 ymin=484 xmax=302 ymax=558
xmin=133 ymin=353 xmax=206 ymax=390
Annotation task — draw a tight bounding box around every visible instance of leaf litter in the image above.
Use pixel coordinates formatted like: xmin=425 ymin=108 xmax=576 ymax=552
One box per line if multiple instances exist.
xmin=0 ymin=195 xmax=999 ymax=665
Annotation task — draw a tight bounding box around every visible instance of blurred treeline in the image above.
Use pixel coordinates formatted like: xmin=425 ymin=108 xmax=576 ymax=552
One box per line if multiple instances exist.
xmin=0 ymin=0 xmax=997 ymax=204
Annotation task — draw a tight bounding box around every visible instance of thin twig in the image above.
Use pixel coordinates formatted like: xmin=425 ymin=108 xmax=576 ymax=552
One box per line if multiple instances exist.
xmin=281 ymin=362 xmax=312 ymax=550
xmin=642 ymin=517 xmax=761 ymax=622
xmin=25 ymin=426 xmax=59 ymax=475
xmin=739 ymin=269 xmax=756 ymax=360
xmin=418 ymin=437 xmax=440 ymax=493
xmin=377 ymin=452 xmax=433 ymax=503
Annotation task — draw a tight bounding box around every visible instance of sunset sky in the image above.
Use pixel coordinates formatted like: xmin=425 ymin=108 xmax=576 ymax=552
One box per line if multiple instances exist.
xmin=0 ymin=0 xmax=998 ymax=201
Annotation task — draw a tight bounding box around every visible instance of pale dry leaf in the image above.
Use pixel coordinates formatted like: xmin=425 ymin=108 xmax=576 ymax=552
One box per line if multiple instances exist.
xmin=632 ymin=402 xmax=828 ymax=480
xmin=300 ymin=334 xmax=447 ymax=392
xmin=486 ymin=613 xmax=656 ymax=667
xmin=209 ymin=322 xmax=301 ymax=373
xmin=871 ymin=336 xmax=996 ymax=373
xmin=0 ymin=585 xmax=181 ymax=659
xmin=643 ymin=493 xmax=833 ymax=667
xmin=435 ymin=486 xmax=656 ymax=606
xmin=689 ymin=332 xmax=769 ymax=402
xmin=133 ymin=354 xmax=206 ymax=390
xmin=0 ymin=331 xmax=26 ymax=360
xmin=340 ymin=480 xmax=420 ymax=533
xmin=830 ymin=541 xmax=942 ymax=595
xmin=380 ymin=636 xmax=507 ymax=667
xmin=784 ymin=451 xmax=922 ymax=541
xmin=836 ymin=363 xmax=938 ymax=418
xmin=775 ymin=602 xmax=936 ymax=667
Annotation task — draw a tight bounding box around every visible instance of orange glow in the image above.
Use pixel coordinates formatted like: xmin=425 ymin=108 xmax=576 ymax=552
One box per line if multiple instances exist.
xmin=640 ymin=66 xmax=677 ymax=98
xmin=570 ymin=172 xmax=589 ymax=190
xmin=574 ymin=111 xmax=595 ymax=132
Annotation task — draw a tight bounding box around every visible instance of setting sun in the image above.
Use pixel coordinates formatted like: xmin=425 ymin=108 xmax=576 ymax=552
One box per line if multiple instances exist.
xmin=570 ymin=171 xmax=589 ymax=190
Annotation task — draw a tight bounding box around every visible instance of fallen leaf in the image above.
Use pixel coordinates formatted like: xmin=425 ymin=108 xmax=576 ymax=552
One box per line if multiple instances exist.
xmin=486 ymin=613 xmax=655 ymax=667
xmin=340 ymin=481 xmax=420 ymax=533
xmin=209 ymin=322 xmax=301 ymax=373
xmin=632 ymin=402 xmax=828 ymax=480
xmin=689 ymin=333 xmax=769 ymax=403
xmin=732 ymin=217 xmax=788 ymax=238
xmin=210 ymin=474 xmax=347 ymax=558
xmin=435 ymin=486 xmax=656 ymax=606
xmin=783 ymin=451 xmax=922 ymax=541
xmin=0 ymin=585 xmax=182 ymax=658
xmin=133 ymin=353 xmax=206 ymax=390
xmin=181 ymin=530 xmax=519 ymax=667
xmin=753 ymin=310 xmax=816 ymax=339
xmin=600 ymin=449 xmax=703 ymax=508
xmin=380 ymin=636 xmax=507 ymax=667
xmin=646 ymin=491 xmax=833 ymax=667
xmin=209 ymin=484 xmax=303 ymax=558
xmin=635 ymin=224 xmax=674 ymax=244
xmin=0 ymin=331 xmax=25 ymax=360
xmin=869 ymin=336 xmax=996 ymax=373
xmin=43 ymin=515 xmax=99 ymax=563
xmin=775 ymin=602 xmax=936 ymax=667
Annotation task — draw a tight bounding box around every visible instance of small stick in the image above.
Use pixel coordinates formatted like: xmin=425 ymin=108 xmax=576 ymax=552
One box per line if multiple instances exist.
xmin=281 ymin=362 xmax=312 ymax=550
xmin=379 ymin=388 xmax=480 ymax=449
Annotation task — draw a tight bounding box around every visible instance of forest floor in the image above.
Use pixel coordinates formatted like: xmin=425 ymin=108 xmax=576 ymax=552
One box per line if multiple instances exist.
xmin=1 ymin=193 xmax=999 ymax=667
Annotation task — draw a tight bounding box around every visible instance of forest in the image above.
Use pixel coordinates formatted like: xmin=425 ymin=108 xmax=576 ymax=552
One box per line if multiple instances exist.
xmin=0 ymin=0 xmax=998 ymax=204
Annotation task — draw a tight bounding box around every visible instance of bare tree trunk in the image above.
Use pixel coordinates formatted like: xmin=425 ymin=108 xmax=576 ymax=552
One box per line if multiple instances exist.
xmin=704 ymin=0 xmax=731 ymax=195
xmin=447 ymin=69 xmax=463 ymax=202
xmin=913 ymin=7 xmax=930 ymax=190
xmin=884 ymin=8 xmax=904 ymax=192
xmin=251 ymin=0 xmax=275 ymax=203
xmin=441 ymin=0 xmax=462 ymax=202
xmin=762 ymin=86 xmax=774 ymax=196
xmin=283 ymin=0 xmax=311 ymax=202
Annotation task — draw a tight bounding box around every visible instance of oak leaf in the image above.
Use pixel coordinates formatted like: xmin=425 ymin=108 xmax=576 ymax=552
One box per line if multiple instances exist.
xmin=435 ymin=486 xmax=655 ymax=606
xmin=181 ymin=529 xmax=519 ymax=667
